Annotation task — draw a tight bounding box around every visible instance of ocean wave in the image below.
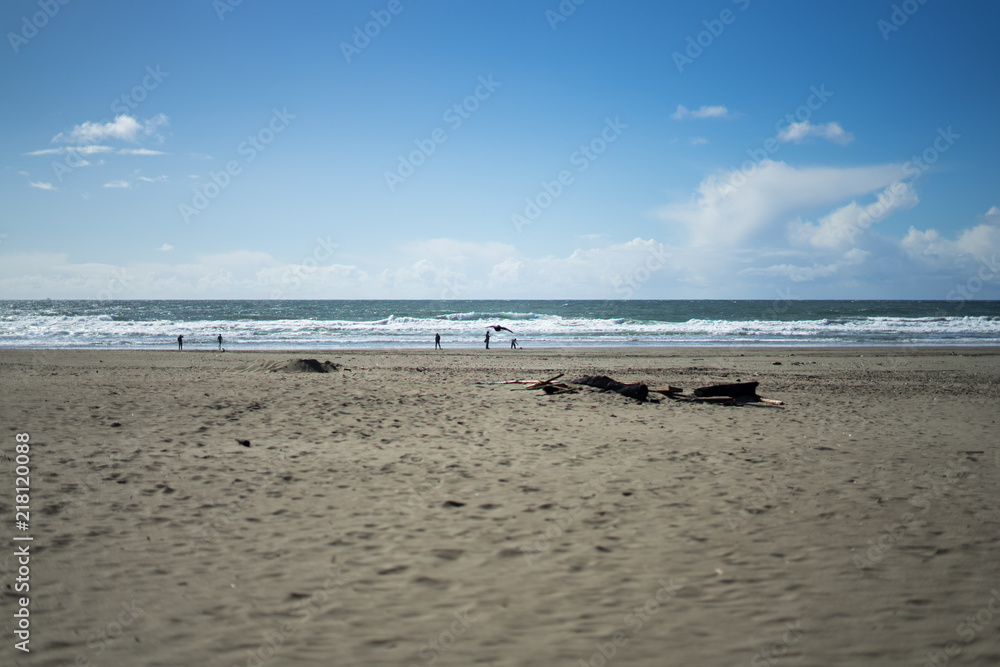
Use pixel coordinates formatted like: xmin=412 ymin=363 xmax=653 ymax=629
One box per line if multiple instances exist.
xmin=437 ymin=311 xmax=543 ymax=321
xmin=3 ymin=309 xmax=1000 ymax=348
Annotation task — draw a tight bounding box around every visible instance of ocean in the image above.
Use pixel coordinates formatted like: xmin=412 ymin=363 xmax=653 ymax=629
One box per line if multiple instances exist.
xmin=2 ymin=300 xmax=999 ymax=349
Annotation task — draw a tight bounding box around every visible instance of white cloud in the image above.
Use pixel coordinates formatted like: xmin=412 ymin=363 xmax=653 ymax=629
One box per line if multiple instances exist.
xmin=655 ymin=159 xmax=907 ymax=246
xmin=902 ymin=215 xmax=1000 ymax=266
xmin=670 ymin=104 xmax=733 ymax=120
xmin=158 ymin=244 xmax=174 ymax=252
xmin=119 ymin=148 xmax=167 ymax=156
xmin=103 ymin=180 xmax=130 ymax=189
xmin=137 ymin=175 xmax=168 ymax=182
xmin=789 ymin=182 xmax=919 ymax=249
xmin=30 ymin=181 xmax=56 ymax=190
xmin=740 ymin=248 xmax=869 ymax=282
xmin=24 ymin=145 xmax=114 ymax=156
xmin=985 ymin=206 xmax=999 ymax=217
xmin=688 ymin=136 xmax=708 ymax=146
xmin=52 ymin=114 xmax=168 ymax=144
xmin=777 ymin=120 xmax=853 ymax=145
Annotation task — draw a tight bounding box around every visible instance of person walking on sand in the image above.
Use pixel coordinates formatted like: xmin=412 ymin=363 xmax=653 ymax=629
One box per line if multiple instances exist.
xmin=218 ymin=334 xmax=223 ymax=351
xmin=484 ymin=330 xmax=490 ymax=349
xmin=177 ymin=334 xmax=183 ymax=351
xmin=434 ymin=333 xmax=442 ymax=349
xmin=510 ymin=337 xmax=518 ymax=349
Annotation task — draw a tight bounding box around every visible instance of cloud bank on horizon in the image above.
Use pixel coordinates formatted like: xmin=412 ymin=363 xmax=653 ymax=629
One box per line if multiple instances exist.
xmin=1 ymin=0 xmax=998 ymax=300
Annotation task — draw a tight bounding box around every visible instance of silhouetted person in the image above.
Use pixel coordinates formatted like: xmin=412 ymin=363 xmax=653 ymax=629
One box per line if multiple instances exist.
xmin=177 ymin=335 xmax=183 ymax=351
xmin=218 ymin=334 xmax=223 ymax=351
xmin=510 ymin=338 xmax=518 ymax=349
xmin=484 ymin=330 xmax=490 ymax=349
xmin=434 ymin=333 xmax=442 ymax=349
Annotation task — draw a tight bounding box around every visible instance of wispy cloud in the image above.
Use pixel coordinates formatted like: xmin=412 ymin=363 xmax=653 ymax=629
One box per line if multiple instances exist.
xmin=158 ymin=244 xmax=174 ymax=252
xmin=52 ymin=114 xmax=169 ymax=144
xmin=670 ymin=104 xmax=734 ymax=120
xmin=30 ymin=181 xmax=56 ymax=191
xmin=24 ymin=145 xmax=114 ymax=156
xmin=137 ymin=175 xmax=168 ymax=182
xmin=777 ymin=120 xmax=853 ymax=144
xmin=103 ymin=180 xmax=131 ymax=188
xmin=688 ymin=136 xmax=708 ymax=146
xmin=119 ymin=148 xmax=166 ymax=156
xmin=740 ymin=248 xmax=869 ymax=282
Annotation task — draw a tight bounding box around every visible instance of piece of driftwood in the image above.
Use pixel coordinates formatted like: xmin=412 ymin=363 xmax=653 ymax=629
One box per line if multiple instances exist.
xmin=542 ymin=384 xmax=579 ymax=395
xmin=475 ymin=379 xmax=537 ymax=385
xmin=758 ymin=397 xmax=784 ymax=405
xmin=516 ymin=373 xmax=565 ymax=390
xmin=648 ymin=385 xmax=684 ymax=395
xmin=668 ymin=395 xmax=736 ymax=405
xmin=569 ymin=375 xmax=649 ymax=402
xmin=693 ymin=381 xmax=759 ymax=398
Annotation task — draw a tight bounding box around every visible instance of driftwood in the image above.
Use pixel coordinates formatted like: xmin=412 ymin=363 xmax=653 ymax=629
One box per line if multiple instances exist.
xmin=488 ymin=375 xmax=783 ymax=407
xmin=648 ymin=385 xmax=684 ymax=395
xmin=514 ymin=373 xmax=565 ymax=390
xmin=569 ymin=375 xmax=648 ymax=402
xmin=693 ymin=381 xmax=759 ymax=398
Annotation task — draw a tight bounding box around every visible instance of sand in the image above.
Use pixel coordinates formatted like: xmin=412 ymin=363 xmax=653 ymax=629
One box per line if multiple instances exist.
xmin=2 ymin=347 xmax=999 ymax=666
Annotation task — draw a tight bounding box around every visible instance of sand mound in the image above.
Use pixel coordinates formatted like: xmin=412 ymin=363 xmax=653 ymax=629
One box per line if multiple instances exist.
xmin=232 ymin=357 xmax=341 ymax=373
xmin=275 ymin=358 xmax=340 ymax=373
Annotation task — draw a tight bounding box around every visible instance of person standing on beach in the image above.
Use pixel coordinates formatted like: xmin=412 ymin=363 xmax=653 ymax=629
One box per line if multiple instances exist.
xmin=218 ymin=334 xmax=223 ymax=351
xmin=510 ymin=337 xmax=518 ymax=349
xmin=434 ymin=333 xmax=442 ymax=349
xmin=484 ymin=330 xmax=490 ymax=349
xmin=177 ymin=334 xmax=183 ymax=351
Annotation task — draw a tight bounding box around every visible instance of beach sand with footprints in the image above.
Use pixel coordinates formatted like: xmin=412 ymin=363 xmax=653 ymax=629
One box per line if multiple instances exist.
xmin=2 ymin=347 xmax=999 ymax=666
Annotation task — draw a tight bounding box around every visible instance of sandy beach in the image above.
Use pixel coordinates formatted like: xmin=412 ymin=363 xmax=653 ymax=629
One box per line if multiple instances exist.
xmin=2 ymin=347 xmax=999 ymax=667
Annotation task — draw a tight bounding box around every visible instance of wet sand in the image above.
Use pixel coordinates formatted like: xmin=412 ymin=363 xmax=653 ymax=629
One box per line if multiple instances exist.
xmin=2 ymin=347 xmax=999 ymax=666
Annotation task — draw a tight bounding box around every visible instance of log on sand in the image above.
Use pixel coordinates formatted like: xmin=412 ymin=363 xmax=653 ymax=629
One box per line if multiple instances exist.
xmin=569 ymin=375 xmax=648 ymax=402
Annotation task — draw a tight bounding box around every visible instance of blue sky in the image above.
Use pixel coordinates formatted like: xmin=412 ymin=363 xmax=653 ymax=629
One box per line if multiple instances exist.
xmin=2 ymin=0 xmax=999 ymax=300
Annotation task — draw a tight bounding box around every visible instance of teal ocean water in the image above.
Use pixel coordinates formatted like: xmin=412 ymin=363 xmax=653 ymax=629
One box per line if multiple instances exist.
xmin=2 ymin=300 xmax=999 ymax=349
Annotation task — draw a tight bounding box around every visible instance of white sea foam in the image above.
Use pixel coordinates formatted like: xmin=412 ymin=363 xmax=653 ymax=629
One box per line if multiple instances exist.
xmin=2 ymin=310 xmax=999 ymax=349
